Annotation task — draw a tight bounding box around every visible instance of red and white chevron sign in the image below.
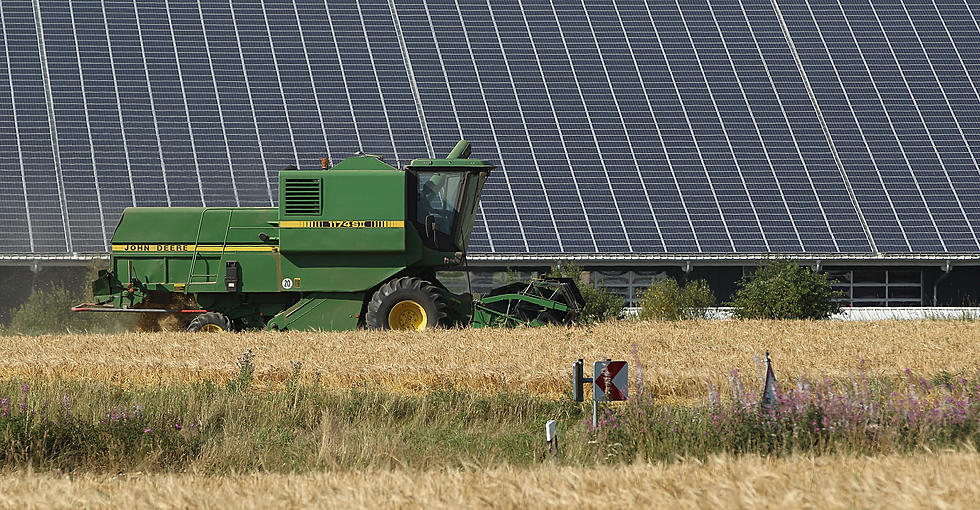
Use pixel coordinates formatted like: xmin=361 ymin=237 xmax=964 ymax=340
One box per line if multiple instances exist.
xmin=593 ymin=361 xmax=628 ymax=401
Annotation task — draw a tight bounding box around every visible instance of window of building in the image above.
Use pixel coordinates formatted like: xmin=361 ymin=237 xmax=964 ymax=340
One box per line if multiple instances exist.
xmin=591 ymin=270 xmax=667 ymax=307
xmin=826 ymin=269 xmax=922 ymax=307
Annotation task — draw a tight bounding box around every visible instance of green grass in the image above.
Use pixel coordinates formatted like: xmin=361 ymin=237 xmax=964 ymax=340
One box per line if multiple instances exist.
xmin=0 ymin=377 xmax=589 ymax=472
xmin=5 ymin=362 xmax=980 ymax=473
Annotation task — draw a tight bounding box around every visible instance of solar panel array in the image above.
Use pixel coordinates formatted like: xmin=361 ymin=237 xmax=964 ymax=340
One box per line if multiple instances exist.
xmin=2 ymin=0 xmax=979 ymax=255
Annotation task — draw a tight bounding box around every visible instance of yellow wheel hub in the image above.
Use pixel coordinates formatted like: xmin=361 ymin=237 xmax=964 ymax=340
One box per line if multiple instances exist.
xmin=388 ymin=300 xmax=428 ymax=331
xmin=200 ymin=323 xmax=224 ymax=333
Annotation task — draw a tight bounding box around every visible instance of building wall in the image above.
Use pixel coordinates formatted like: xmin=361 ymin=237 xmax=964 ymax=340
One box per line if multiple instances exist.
xmin=458 ymin=264 xmax=980 ymax=308
xmin=927 ymin=266 xmax=980 ymax=307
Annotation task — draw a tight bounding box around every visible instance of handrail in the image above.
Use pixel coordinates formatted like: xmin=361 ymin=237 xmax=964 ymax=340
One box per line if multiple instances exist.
xmin=184 ymin=210 xmax=208 ymax=287
xmin=184 ymin=208 xmax=232 ymax=287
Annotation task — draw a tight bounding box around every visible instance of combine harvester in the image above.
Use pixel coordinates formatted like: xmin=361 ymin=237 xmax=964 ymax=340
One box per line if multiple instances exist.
xmin=77 ymin=141 xmax=583 ymax=332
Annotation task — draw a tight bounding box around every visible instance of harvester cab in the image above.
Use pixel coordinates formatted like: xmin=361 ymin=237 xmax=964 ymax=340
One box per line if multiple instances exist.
xmin=406 ymin=140 xmax=489 ymax=255
xmin=81 ymin=141 xmax=583 ymax=332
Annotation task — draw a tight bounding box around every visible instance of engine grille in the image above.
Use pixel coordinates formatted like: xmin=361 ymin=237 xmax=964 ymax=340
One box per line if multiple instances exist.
xmin=283 ymin=178 xmax=321 ymax=215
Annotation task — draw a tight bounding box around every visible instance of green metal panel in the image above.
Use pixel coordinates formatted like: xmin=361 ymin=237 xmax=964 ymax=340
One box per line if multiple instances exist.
xmin=404 ymin=158 xmax=494 ymax=170
xmin=106 ymin=242 xmax=413 ymax=297
xmin=327 ymin=155 xmax=399 ymax=171
xmin=278 ymin=252 xmax=405 ymax=293
xmin=105 ymin=251 xmax=282 ymax=295
xmin=111 ymin=207 xmax=205 ymax=243
xmin=112 ymin=207 xmax=278 ymax=245
xmin=278 ymin=167 xmax=405 ymax=253
xmin=109 ymin=205 xmax=282 ymax=296
xmin=265 ymin=292 xmax=364 ymax=331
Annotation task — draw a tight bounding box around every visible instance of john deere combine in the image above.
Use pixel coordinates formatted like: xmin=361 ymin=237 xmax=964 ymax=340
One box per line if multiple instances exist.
xmin=78 ymin=141 xmax=583 ymax=332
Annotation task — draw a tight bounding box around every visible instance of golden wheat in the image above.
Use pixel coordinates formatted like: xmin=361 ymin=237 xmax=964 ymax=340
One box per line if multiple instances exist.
xmin=2 ymin=320 xmax=978 ymax=397
xmin=0 ymin=451 xmax=976 ymax=509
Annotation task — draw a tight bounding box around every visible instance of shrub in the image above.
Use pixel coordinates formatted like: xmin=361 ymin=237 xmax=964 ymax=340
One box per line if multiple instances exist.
xmin=4 ymin=261 xmax=137 ymax=335
xmin=6 ymin=284 xmax=99 ymax=335
xmin=637 ymin=278 xmax=715 ymax=320
xmin=546 ymin=263 xmax=623 ymax=324
xmin=729 ymin=261 xmax=842 ymax=320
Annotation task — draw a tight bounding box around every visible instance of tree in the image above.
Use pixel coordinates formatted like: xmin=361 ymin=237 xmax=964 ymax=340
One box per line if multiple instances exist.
xmin=545 ymin=263 xmax=623 ymax=324
xmin=637 ymin=277 xmax=714 ymax=321
xmin=728 ymin=261 xmax=842 ymax=320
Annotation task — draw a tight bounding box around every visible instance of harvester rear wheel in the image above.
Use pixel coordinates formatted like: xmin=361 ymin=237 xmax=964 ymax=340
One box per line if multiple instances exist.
xmin=365 ymin=277 xmax=446 ymax=331
xmin=187 ymin=312 xmax=232 ymax=333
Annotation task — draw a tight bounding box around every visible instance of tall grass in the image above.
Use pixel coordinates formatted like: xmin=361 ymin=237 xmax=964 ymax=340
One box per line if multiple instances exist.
xmin=5 ymin=361 xmax=980 ymax=472
xmin=596 ymin=364 xmax=980 ymax=462
xmin=0 ymin=374 xmax=584 ymax=472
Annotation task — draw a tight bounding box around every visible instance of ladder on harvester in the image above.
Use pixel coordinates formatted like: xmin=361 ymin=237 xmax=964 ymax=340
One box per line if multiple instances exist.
xmin=183 ymin=209 xmax=233 ymax=292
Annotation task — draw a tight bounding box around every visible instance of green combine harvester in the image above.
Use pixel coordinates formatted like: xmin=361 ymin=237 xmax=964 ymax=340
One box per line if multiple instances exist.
xmin=77 ymin=141 xmax=583 ymax=332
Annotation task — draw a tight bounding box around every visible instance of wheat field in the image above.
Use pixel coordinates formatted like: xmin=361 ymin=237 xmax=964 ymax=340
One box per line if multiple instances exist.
xmin=2 ymin=451 xmax=977 ymax=509
xmin=3 ymin=320 xmax=979 ymax=397
xmin=4 ymin=321 xmax=980 ymax=506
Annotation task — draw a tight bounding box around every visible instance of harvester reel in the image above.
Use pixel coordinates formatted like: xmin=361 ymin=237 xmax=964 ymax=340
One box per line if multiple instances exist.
xmin=187 ymin=312 xmax=233 ymax=333
xmin=366 ymin=277 xmax=447 ymax=331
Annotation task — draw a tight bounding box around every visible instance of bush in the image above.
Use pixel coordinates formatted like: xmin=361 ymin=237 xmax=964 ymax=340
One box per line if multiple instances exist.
xmin=6 ymin=285 xmax=99 ymax=335
xmin=3 ymin=262 xmax=136 ymax=335
xmin=728 ymin=261 xmax=842 ymax=320
xmin=637 ymin=278 xmax=714 ymax=320
xmin=546 ymin=263 xmax=623 ymax=324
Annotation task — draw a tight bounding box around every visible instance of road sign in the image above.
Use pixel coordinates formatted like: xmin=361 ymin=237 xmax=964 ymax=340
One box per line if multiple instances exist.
xmin=593 ymin=361 xmax=627 ymax=401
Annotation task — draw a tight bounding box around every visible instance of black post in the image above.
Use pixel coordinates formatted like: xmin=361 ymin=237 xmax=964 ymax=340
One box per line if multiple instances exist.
xmin=572 ymin=359 xmax=584 ymax=402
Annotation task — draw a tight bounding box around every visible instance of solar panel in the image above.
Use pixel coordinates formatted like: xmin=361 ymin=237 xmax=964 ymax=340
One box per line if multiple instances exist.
xmin=2 ymin=0 xmax=979 ymax=255
xmin=101 ymin=1 xmax=173 ymax=210
xmin=0 ymin=3 xmax=33 ymax=253
xmin=5 ymin=1 xmax=69 ymax=253
xmin=779 ymin=0 xmax=980 ymax=253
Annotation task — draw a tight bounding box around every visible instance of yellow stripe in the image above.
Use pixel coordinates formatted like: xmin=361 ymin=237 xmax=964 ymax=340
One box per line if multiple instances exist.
xmin=194 ymin=245 xmax=277 ymax=252
xmin=112 ymin=244 xmax=276 ymax=253
xmin=279 ymin=220 xmax=405 ymax=228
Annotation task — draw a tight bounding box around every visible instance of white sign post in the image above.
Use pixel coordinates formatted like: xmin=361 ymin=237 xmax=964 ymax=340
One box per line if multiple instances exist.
xmin=545 ymin=420 xmax=558 ymax=462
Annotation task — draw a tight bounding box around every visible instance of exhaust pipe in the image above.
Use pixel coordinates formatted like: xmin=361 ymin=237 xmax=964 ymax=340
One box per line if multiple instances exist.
xmin=446 ymin=140 xmax=471 ymax=159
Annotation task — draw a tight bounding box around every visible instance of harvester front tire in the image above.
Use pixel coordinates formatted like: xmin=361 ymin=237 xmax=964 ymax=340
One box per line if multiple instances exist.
xmin=365 ymin=277 xmax=446 ymax=331
xmin=187 ymin=312 xmax=232 ymax=333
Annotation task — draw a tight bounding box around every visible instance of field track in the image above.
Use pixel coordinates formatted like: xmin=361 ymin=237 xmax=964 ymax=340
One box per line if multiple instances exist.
xmin=3 ymin=320 xmax=979 ymax=397
xmin=2 ymin=451 xmax=977 ymax=509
